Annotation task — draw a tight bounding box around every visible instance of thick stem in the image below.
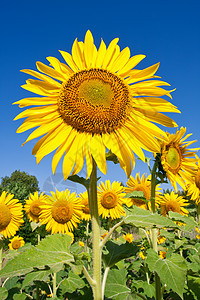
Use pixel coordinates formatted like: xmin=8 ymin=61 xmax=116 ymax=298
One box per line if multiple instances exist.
xmin=151 ymin=161 xmax=162 ymax=300
xmin=52 ymin=273 xmax=57 ymax=298
xmin=88 ymin=158 xmax=102 ymax=300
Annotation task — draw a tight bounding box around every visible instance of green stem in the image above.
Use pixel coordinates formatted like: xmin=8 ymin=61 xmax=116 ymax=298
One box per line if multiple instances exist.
xmin=0 ymin=238 xmax=3 ymax=271
xmin=86 ymin=221 xmax=89 ymax=253
xmin=197 ymin=203 xmax=200 ymax=224
xmin=52 ymin=272 xmax=57 ymax=298
xmin=151 ymin=161 xmax=162 ymax=300
xmin=88 ymin=158 xmax=102 ymax=300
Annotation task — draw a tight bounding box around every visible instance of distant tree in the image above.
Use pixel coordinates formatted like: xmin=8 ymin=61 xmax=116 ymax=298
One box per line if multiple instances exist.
xmin=0 ymin=170 xmax=42 ymax=244
xmin=0 ymin=170 xmax=39 ymax=203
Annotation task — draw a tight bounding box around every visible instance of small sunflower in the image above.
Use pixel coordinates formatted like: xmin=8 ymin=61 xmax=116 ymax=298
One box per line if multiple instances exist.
xmin=159 ymin=250 xmax=167 ymax=259
xmin=123 ymin=233 xmax=134 ymax=243
xmin=39 ymin=189 xmax=83 ymax=233
xmin=24 ymin=191 xmax=47 ymax=223
xmin=187 ymin=158 xmax=200 ymax=204
xmin=97 ymin=180 xmax=125 ymax=219
xmin=8 ymin=235 xmax=25 ymax=250
xmin=0 ymin=191 xmax=24 ymax=238
xmin=159 ymin=127 xmax=199 ymax=192
xmin=124 ymin=173 xmax=161 ymax=210
xmin=14 ymin=30 xmax=178 ymax=180
xmin=158 ymin=191 xmax=189 ymax=217
xmin=79 ymin=191 xmax=91 ymax=221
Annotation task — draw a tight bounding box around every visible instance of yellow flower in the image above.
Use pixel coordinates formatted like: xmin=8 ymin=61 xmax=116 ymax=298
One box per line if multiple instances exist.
xmin=159 ymin=250 xmax=166 ymax=259
xmin=98 ymin=180 xmax=125 ymax=219
xmin=79 ymin=241 xmax=85 ymax=247
xmin=24 ymin=191 xmax=47 ymax=223
xmin=14 ymin=30 xmax=178 ymax=180
xmin=124 ymin=173 xmax=161 ymax=210
xmin=79 ymin=191 xmax=90 ymax=221
xmin=101 ymin=232 xmax=108 ymax=240
xmin=195 ymin=227 xmax=200 ymax=233
xmin=159 ymin=127 xmax=199 ymax=192
xmin=196 ymin=234 xmax=200 ymax=239
xmin=123 ymin=233 xmax=134 ymax=243
xmin=8 ymin=235 xmax=25 ymax=250
xmin=0 ymin=191 xmax=24 ymax=238
xmin=66 ymin=231 xmax=74 ymax=243
xmin=158 ymin=191 xmax=189 ymax=217
xmin=39 ymin=189 xmax=83 ymax=233
xmin=187 ymin=159 xmax=200 ymax=204
xmin=157 ymin=236 xmax=166 ymax=244
xmin=139 ymin=252 xmax=145 ymax=260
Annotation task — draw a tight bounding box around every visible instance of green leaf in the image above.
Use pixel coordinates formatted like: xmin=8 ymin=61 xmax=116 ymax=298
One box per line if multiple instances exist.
xmin=22 ymin=269 xmax=51 ymax=288
xmin=68 ymin=175 xmax=90 ymax=189
xmin=0 ymin=287 xmax=8 ymax=300
xmin=146 ymin=249 xmax=187 ymax=299
xmin=188 ymin=275 xmax=200 ymax=298
xmin=106 ymin=151 xmax=119 ymax=164
xmin=123 ymin=206 xmax=179 ymax=229
xmin=102 ymin=240 xmax=139 ymax=267
xmin=168 ymin=211 xmax=197 ymax=230
xmin=132 ymin=280 xmax=155 ymax=298
xmin=124 ymin=191 xmax=145 ymax=199
xmin=104 ymin=269 xmax=131 ymax=300
xmin=59 ymin=271 xmax=85 ymax=294
xmin=13 ymin=294 xmax=27 ymax=300
xmin=0 ymin=234 xmax=74 ymax=278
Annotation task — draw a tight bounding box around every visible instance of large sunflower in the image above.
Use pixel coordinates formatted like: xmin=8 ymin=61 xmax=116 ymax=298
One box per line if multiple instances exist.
xmin=187 ymin=158 xmax=200 ymax=204
xmin=24 ymin=191 xmax=47 ymax=223
xmin=124 ymin=173 xmax=161 ymax=210
xmin=159 ymin=127 xmax=199 ymax=192
xmin=8 ymin=235 xmax=25 ymax=250
xmin=14 ymin=30 xmax=178 ymax=180
xmin=97 ymin=180 xmax=125 ymax=219
xmin=39 ymin=189 xmax=83 ymax=233
xmin=0 ymin=191 xmax=24 ymax=238
xmin=79 ymin=191 xmax=91 ymax=221
xmin=158 ymin=191 xmax=189 ymax=216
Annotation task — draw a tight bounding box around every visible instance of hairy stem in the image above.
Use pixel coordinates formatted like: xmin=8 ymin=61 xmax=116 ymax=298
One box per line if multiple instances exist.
xmin=88 ymin=158 xmax=102 ymax=300
xmin=102 ymin=267 xmax=110 ymax=298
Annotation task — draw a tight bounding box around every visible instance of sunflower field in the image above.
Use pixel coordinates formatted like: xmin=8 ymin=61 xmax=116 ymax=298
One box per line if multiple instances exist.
xmin=0 ymin=31 xmax=200 ymax=300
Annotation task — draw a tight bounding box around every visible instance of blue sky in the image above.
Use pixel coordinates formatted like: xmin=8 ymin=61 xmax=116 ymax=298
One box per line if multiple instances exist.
xmin=1 ymin=0 xmax=200 ymax=194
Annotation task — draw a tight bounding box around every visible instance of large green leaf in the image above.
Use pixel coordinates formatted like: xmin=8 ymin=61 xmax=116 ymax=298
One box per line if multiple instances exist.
xmin=123 ymin=206 xmax=178 ymax=229
xmin=187 ymin=275 xmax=200 ymax=298
xmin=13 ymin=294 xmax=27 ymax=300
xmin=0 ymin=287 xmax=8 ymax=300
xmin=22 ymin=269 xmax=51 ymax=288
xmin=146 ymin=249 xmax=187 ymax=299
xmin=0 ymin=234 xmax=74 ymax=278
xmin=104 ymin=269 xmax=131 ymax=300
xmin=59 ymin=271 xmax=85 ymax=294
xmin=102 ymin=240 xmax=139 ymax=267
xmin=168 ymin=211 xmax=197 ymax=231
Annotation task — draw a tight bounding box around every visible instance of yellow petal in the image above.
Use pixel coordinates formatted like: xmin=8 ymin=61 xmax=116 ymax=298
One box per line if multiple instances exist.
xmin=21 ymin=69 xmax=61 ymax=87
xmin=84 ymin=30 xmax=94 ymax=69
xmin=90 ymin=135 xmax=107 ymax=174
xmin=36 ymin=61 xmax=67 ymax=81
xmin=117 ymin=55 xmax=146 ymax=76
xmin=102 ymin=38 xmax=119 ymax=69
xmin=109 ymin=47 xmax=130 ymax=73
xmin=72 ymin=38 xmax=85 ymax=70
xmin=126 ymin=63 xmax=160 ymax=84
xmin=59 ymin=50 xmax=78 ymax=72
xmin=95 ymin=39 xmax=107 ymax=68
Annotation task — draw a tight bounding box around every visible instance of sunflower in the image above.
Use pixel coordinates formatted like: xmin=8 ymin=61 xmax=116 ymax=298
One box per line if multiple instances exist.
xmin=14 ymin=30 xmax=178 ymax=180
xmin=159 ymin=127 xmax=199 ymax=192
xmin=24 ymin=191 xmax=47 ymax=223
xmin=187 ymin=158 xmax=200 ymax=204
xmin=124 ymin=173 xmax=161 ymax=210
xmin=8 ymin=235 xmax=25 ymax=250
xmin=0 ymin=191 xmax=24 ymax=238
xmin=79 ymin=191 xmax=91 ymax=221
xmin=97 ymin=180 xmax=125 ymax=219
xmin=123 ymin=233 xmax=134 ymax=243
xmin=158 ymin=191 xmax=189 ymax=216
xmin=39 ymin=189 xmax=83 ymax=233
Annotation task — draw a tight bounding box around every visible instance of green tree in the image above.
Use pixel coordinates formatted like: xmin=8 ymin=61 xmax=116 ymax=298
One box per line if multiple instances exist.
xmin=0 ymin=170 xmax=42 ymax=244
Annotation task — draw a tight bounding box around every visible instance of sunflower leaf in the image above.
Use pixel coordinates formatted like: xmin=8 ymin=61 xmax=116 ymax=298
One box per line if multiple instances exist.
xmin=187 ymin=275 xmax=200 ymax=298
xmin=102 ymin=240 xmax=139 ymax=267
xmin=146 ymin=249 xmax=187 ymax=299
xmin=168 ymin=211 xmax=197 ymax=231
xmin=104 ymin=268 xmax=131 ymax=300
xmin=0 ymin=234 xmax=74 ymax=278
xmin=106 ymin=151 xmax=119 ymax=164
xmin=67 ymin=175 xmax=90 ymax=189
xmin=0 ymin=287 xmax=8 ymax=300
xmin=59 ymin=271 xmax=85 ymax=294
xmin=124 ymin=191 xmax=145 ymax=199
xmin=123 ymin=206 xmax=179 ymax=229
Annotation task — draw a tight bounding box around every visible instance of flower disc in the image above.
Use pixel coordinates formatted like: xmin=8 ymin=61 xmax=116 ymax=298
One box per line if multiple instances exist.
xmin=79 ymin=191 xmax=90 ymax=221
xmin=0 ymin=191 xmax=24 ymax=238
xmin=8 ymin=236 xmax=25 ymax=250
xmin=24 ymin=191 xmax=47 ymax=223
xmin=158 ymin=191 xmax=189 ymax=217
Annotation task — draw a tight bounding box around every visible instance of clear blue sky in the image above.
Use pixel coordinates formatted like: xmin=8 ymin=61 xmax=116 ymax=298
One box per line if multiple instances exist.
xmin=1 ymin=0 xmax=200 ymax=194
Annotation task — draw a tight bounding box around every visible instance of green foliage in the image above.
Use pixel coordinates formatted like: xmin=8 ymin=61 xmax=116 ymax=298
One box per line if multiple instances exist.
xmin=146 ymin=249 xmax=188 ymax=299
xmin=0 ymin=234 xmax=74 ymax=278
xmin=0 ymin=287 xmax=8 ymax=300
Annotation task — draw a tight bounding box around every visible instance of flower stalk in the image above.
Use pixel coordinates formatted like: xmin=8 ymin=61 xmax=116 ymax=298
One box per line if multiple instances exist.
xmin=151 ymin=160 xmax=162 ymax=300
xmin=88 ymin=158 xmax=102 ymax=300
